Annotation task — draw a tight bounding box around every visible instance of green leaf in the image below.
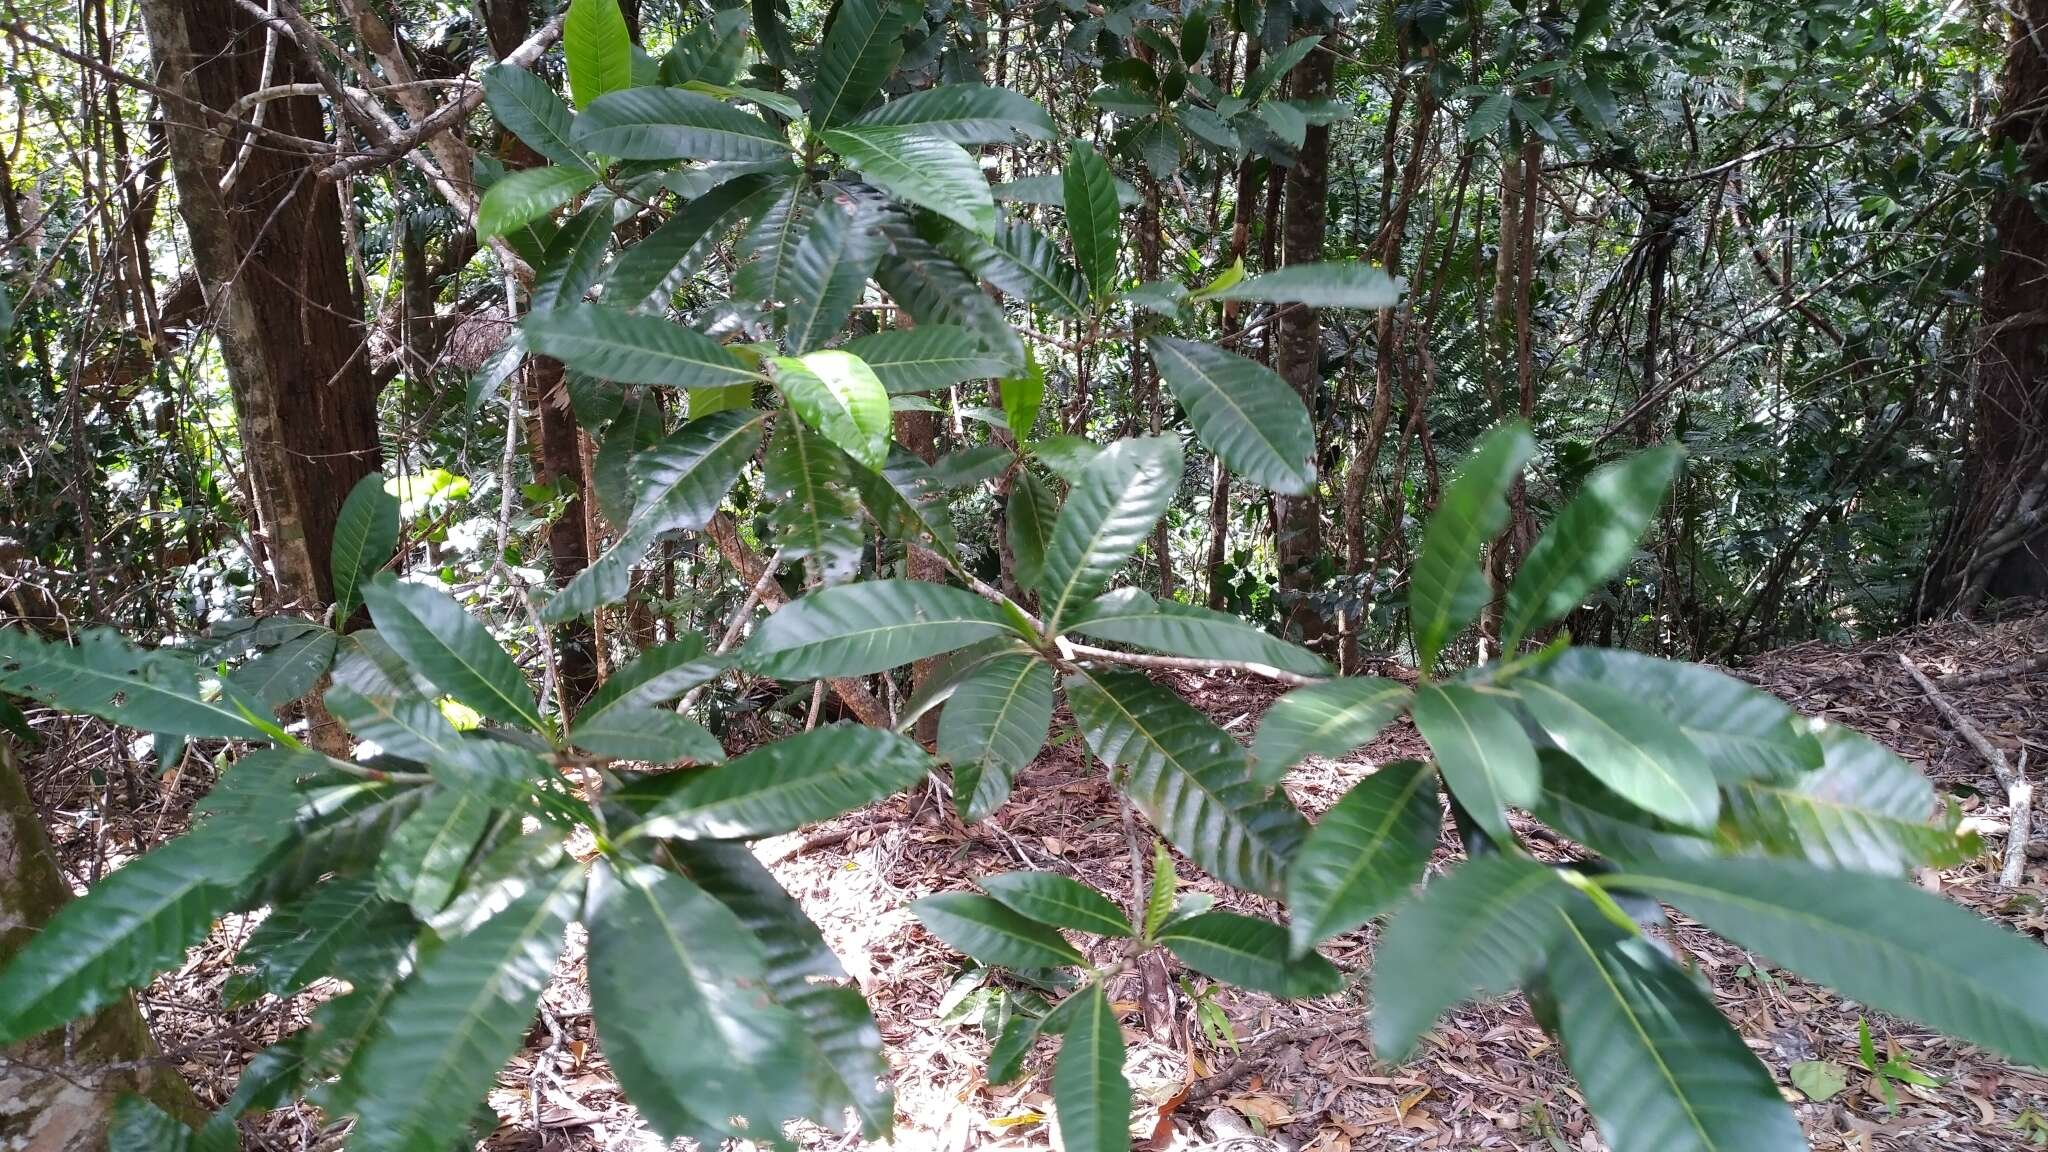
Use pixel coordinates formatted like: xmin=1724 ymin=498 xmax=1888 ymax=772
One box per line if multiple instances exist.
xmin=572 ymin=87 xmax=790 ymax=160
xmin=576 ymin=636 xmax=727 ymax=724
xmin=1250 ymin=677 xmax=1411 ymax=786
xmin=1052 ymin=986 xmax=1130 ymax=1152
xmin=1719 ymin=724 xmax=1971 ymax=873
xmin=774 ymin=350 xmax=891 ymax=470
xmin=745 ymin=579 xmax=1017 ymax=679
xmin=374 ymin=789 xmax=493 ymax=916
xmin=1790 ymin=1059 xmax=1848 ymax=1102
xmin=733 ymin=181 xmax=810 ymax=302
xmin=850 ymin=84 xmax=1054 ymax=143
xmin=844 ymin=325 xmax=1011 ymax=393
xmin=1465 ymin=91 xmax=1511 ymax=141
xmin=928 ymin=443 xmax=1012 ymax=489
xmin=871 ymin=209 xmax=1024 ymax=368
xmin=523 ymin=303 xmax=761 ymax=390
xmin=782 ymin=201 xmax=886 ymax=354
xmin=588 ymin=861 xmax=812 ymax=1145
xmin=1548 ymin=907 xmax=1806 ymax=1152
xmin=1242 ymin=34 xmax=1320 ymax=102
xmin=1000 ymin=351 xmax=1046 ymax=441
xmin=1285 ymin=761 xmax=1440 ymax=953
xmin=571 ymin=706 xmax=724 ymax=763
xmin=1142 ymin=841 xmax=1176 ymax=939
xmin=945 ymin=216 xmax=1089 ymax=317
xmin=360 ymin=576 xmax=543 ymax=730
xmin=1205 ymin=262 xmax=1403 ymax=308
xmin=1071 ymin=587 xmax=1327 ymax=677
xmin=823 ymin=126 xmax=996 ymax=235
xmin=1062 ymin=140 xmax=1120 ymax=296
xmin=1537 ymin=647 xmax=1822 ymax=783
xmin=1516 ymin=678 xmax=1718 ymax=830
xmin=1037 ymin=436 xmax=1183 ymax=632
xmin=1147 ymin=337 xmax=1315 ymax=495
xmin=1604 ymin=857 xmax=2048 ymax=1066
xmin=342 ymin=864 xmax=581 ymax=1152
xmin=1370 ymin=854 xmax=1579 ymax=1061
xmin=530 ymin=201 xmax=612 ymax=312
xmin=912 ymin=891 xmax=1086 ymax=967
xmin=764 ymin=417 xmax=865 ymax=584
xmin=0 ymin=628 xmax=269 ymax=740
xmin=987 ymin=1010 xmax=1044 ymax=1083
xmin=1159 ymin=911 xmax=1343 ymax=997
xmin=476 ymin=165 xmax=595 ymax=240
xmin=482 ymin=64 xmax=589 ymax=170
xmin=604 ymin=173 xmax=776 ymax=309
xmin=1502 ymin=444 xmax=1683 ymax=648
xmin=226 ymin=628 xmax=337 ymax=711
xmin=1007 ymin=468 xmax=1056 ymax=591
xmin=994 ymin=172 xmax=1140 ymax=209
xmin=1065 ymin=670 xmax=1305 ymax=897
xmin=939 ymin=653 xmax=1055 ymax=822
xmin=854 ymin=445 xmax=960 ymax=555
xmin=563 ymin=0 xmax=633 ymax=108
xmin=235 ymin=877 xmax=406 ymax=999
xmin=1531 ymin=751 xmax=1718 ymax=865
xmin=635 ymin=722 xmax=933 ymax=839
xmin=1411 ymin=682 xmax=1537 ymax=846
xmin=331 ymin=473 xmax=401 ymax=621
xmin=1257 ymin=100 xmax=1305 ymax=148
xmin=808 ymin=0 xmax=914 ymax=128
xmin=1409 ymin=422 xmax=1534 ymax=671
xmin=980 ymin=871 xmax=1131 ymax=937
xmin=549 ymin=410 xmax=764 ymax=623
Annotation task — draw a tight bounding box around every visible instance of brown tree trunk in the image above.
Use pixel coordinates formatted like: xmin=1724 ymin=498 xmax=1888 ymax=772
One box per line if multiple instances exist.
xmin=1272 ymin=37 xmax=1334 ymax=650
xmin=895 ymin=407 xmax=947 ymax=744
xmin=140 ymin=0 xmax=382 ymax=612
xmin=1133 ymin=170 xmax=1174 ymax=599
xmin=1918 ymin=0 xmax=2048 ymax=617
xmin=1 ymin=742 xmax=202 ymax=1147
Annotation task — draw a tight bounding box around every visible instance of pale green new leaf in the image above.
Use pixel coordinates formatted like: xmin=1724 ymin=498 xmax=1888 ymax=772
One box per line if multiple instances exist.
xmin=745 ymin=579 xmax=1017 ymax=678
xmin=1502 ymin=444 xmax=1683 ymax=649
xmin=1409 ymin=422 xmax=1534 ymax=671
xmin=1037 ymin=436 xmax=1183 ymax=632
xmin=476 ymin=165 xmax=595 ymax=240
xmin=1148 ymin=337 xmax=1316 ymax=495
xmin=360 ymin=576 xmax=542 ymax=730
xmin=1250 ymin=677 xmax=1410 ymax=785
xmin=563 ymin=0 xmax=633 ymax=108
xmin=634 ymin=723 xmax=933 ymax=839
xmin=823 ymin=126 xmax=996 ymax=235
xmin=1285 ymin=761 xmax=1440 ymax=953
xmin=774 ymin=350 xmax=892 ymax=470
xmin=1411 ymin=682 xmax=1537 ymax=846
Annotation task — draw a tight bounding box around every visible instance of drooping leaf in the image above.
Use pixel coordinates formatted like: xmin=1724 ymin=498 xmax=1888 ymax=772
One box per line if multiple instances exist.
xmin=823 ymin=126 xmax=996 ymax=235
xmin=342 ymin=864 xmax=582 ymax=1152
xmin=1285 ymin=761 xmax=1440 ymax=953
xmin=808 ymin=0 xmax=915 ymax=128
xmin=1369 ymin=854 xmax=1579 ymax=1061
xmin=1409 ymin=422 xmax=1534 ymax=671
xmin=1065 ymin=670 xmax=1306 ymax=897
xmin=1501 ymin=444 xmax=1683 ymax=649
xmin=1159 ymin=910 xmax=1343 ymax=997
xmin=0 ymin=628 xmax=268 ymax=740
xmin=844 ymin=325 xmax=1011 ymax=393
xmin=572 ymin=87 xmax=791 ymax=160
xmin=848 ymin=84 xmax=1055 ymax=143
xmin=1410 ymin=682 xmax=1537 ymax=847
xmin=773 ymin=350 xmax=892 ymax=470
xmin=603 ymin=173 xmax=778 ymax=309
xmin=1070 ymin=587 xmax=1327 ymax=677
xmin=1548 ymin=907 xmax=1806 ymax=1152
xmin=1516 ymin=678 xmax=1718 ymax=831
xmin=979 ymin=871 xmax=1131 ymax=937
xmin=1148 ymin=337 xmax=1316 ymax=495
xmin=530 ymin=201 xmax=612 ymax=312
xmin=781 ymin=199 xmax=886 ymax=354
xmin=1062 ymin=140 xmax=1120 ymax=296
xmin=745 ymin=579 xmax=1018 ymax=679
xmin=938 ymin=653 xmax=1055 ymax=822
xmin=634 ymin=723 xmax=933 ymax=839
xmin=1719 ymin=724 xmax=1970 ymax=873
xmin=483 ymin=64 xmax=589 ymax=169
xmin=872 ymin=209 xmax=1025 ymax=369
xmin=1051 ymin=986 xmax=1130 ymax=1152
xmin=1206 ymin=262 xmax=1402 ymax=308
xmin=225 ymin=628 xmax=337 ymax=712
xmin=476 ymin=165 xmax=596 ymax=240
xmin=360 ymin=576 xmax=543 ymax=730
xmin=1007 ymin=468 xmax=1056 ymax=591
xmin=576 ymin=636 xmax=728 ymax=725
xmin=331 ymin=473 xmax=402 ymax=622
xmin=572 ymin=705 xmax=724 ymax=763
xmin=563 ymin=0 xmax=633 ymax=108
xmin=1604 ymin=857 xmax=2048 ymax=1066
xmin=234 ymin=877 xmax=406 ymax=999
xmin=1249 ymin=677 xmax=1411 ymax=785
xmin=912 ymin=891 xmax=1086 ymax=967
xmin=764 ymin=416 xmax=865 ymax=585
xmin=523 ymin=303 xmax=761 ymax=390
xmin=944 ymin=216 xmax=1089 ymax=317
xmin=374 ymin=789 xmax=494 ymax=916
xmin=1037 ymin=436 xmax=1184 ymax=632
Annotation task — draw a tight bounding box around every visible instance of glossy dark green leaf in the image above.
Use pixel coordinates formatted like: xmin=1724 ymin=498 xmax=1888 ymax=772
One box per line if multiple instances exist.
xmin=986 ymin=1009 xmax=1043 ymax=1084
xmin=782 ymin=200 xmax=886 ymax=354
xmin=1501 ymin=444 xmax=1683 ymax=648
xmin=1409 ymin=422 xmax=1534 ymax=671
xmin=823 ymin=126 xmax=996 ymax=234
xmin=635 ymin=722 xmax=933 ymax=839
xmin=1065 ymin=670 xmax=1306 ymax=897
xmin=1411 ymin=682 xmax=1537 ymax=846
xmin=938 ymin=653 xmax=1054 ymax=822
xmin=912 ymin=891 xmax=1086 ymax=967
xmin=1249 ymin=677 xmax=1410 ymax=785
xmin=523 ymin=303 xmax=761 ymax=390
xmin=1160 ymin=911 xmax=1343 ymax=997
xmin=980 ymin=871 xmax=1130 ymax=937
xmin=1516 ymin=678 xmax=1718 ymax=830
xmin=1719 ymin=723 xmax=1971 ymax=873
xmin=1548 ymin=906 xmax=1806 ymax=1152
xmin=1148 ymin=337 xmax=1315 ymax=494
xmin=734 ymin=181 xmax=810 ymax=302
xmin=808 ymin=0 xmax=915 ymax=128
xmin=764 ymin=416 xmax=865 ymax=585
xmin=746 ymin=579 xmax=1017 ymax=678
xmin=572 ymin=87 xmax=790 ymax=160
xmin=1052 ymin=986 xmax=1130 ymax=1152
xmin=1037 ymin=436 xmax=1183 ymax=632
xmin=1207 ymin=262 xmax=1402 ymax=308
xmin=945 ymin=216 xmax=1089 ymax=317
xmin=1071 ymin=587 xmax=1327 ymax=677
xmin=0 ymin=628 xmax=268 ymax=739
xmin=576 ymin=635 xmax=727 ymax=725
xmin=1285 ymin=760 xmax=1440 ymax=953
xmin=331 ymin=472 xmax=401 ymax=621
xmin=1062 ymin=140 xmax=1120 ymax=296
xmin=1369 ymin=854 xmax=1579 ymax=1061
xmin=225 ymin=628 xmax=336 ymax=711
xmin=1006 ymin=468 xmax=1056 ymax=591
xmin=571 ymin=705 xmax=724 ymax=763
xmin=374 ymin=789 xmax=493 ymax=916
xmin=604 ymin=173 xmax=777 ymax=309
xmin=871 ymin=209 xmax=1024 ymax=368
xmin=1531 ymin=750 xmax=1717 ymax=864
xmin=360 ymin=576 xmax=542 ymax=730
xmin=482 ymin=63 xmax=589 ymax=169
xmin=844 ymin=325 xmax=1011 ymax=393
xmin=848 ymin=84 xmax=1055 ymax=143
xmin=235 ymin=876 xmax=407 ymax=999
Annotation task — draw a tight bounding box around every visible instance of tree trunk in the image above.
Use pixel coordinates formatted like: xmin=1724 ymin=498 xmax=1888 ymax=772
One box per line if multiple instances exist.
xmin=1 ymin=742 xmax=201 ymax=1148
xmin=1272 ymin=38 xmax=1334 ymax=650
xmin=140 ymin=0 xmax=383 ymax=614
xmin=1918 ymin=0 xmax=2048 ymax=617
xmin=894 ymin=407 xmax=947 ymax=745
xmin=1133 ymin=170 xmax=1174 ymax=599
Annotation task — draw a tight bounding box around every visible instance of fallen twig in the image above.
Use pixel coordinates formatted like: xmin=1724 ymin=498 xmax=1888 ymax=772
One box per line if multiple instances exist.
xmin=1941 ymin=650 xmax=2048 ymax=688
xmin=1184 ymin=1022 xmax=1360 ymax=1105
xmin=1900 ymin=655 xmax=2034 ymax=886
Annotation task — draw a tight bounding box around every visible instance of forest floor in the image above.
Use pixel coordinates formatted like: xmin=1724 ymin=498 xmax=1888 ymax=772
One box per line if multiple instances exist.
xmin=26 ymin=610 xmax=2048 ymax=1152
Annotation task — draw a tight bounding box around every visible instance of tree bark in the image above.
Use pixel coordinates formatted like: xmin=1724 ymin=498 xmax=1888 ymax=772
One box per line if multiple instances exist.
xmin=1272 ymin=38 xmax=1334 ymax=650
